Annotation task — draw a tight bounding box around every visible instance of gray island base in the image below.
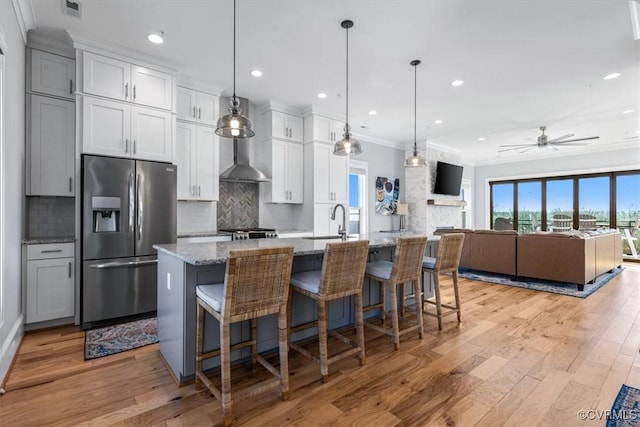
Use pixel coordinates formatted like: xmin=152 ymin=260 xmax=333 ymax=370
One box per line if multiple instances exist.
xmin=154 ymin=233 xmax=437 ymax=385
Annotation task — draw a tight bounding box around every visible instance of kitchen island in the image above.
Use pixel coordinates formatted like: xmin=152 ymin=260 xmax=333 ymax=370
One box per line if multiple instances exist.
xmin=153 ymin=233 xmax=436 ymax=384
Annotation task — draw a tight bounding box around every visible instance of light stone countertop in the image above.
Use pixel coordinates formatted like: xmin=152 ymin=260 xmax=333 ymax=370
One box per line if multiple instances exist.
xmin=177 ymin=231 xmax=232 ymax=238
xmin=154 ymin=232 xmax=420 ymax=266
xmin=22 ymin=236 xmax=76 ymax=245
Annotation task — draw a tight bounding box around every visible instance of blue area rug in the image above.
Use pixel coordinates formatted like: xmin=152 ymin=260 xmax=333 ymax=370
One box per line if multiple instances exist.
xmin=457 ymin=266 xmax=624 ymax=298
xmin=84 ymin=317 xmax=158 ymax=360
xmin=607 ymin=384 xmax=640 ymax=426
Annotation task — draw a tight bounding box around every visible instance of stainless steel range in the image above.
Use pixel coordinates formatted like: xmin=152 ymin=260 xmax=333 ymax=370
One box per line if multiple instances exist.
xmin=219 ymin=228 xmax=278 ymax=240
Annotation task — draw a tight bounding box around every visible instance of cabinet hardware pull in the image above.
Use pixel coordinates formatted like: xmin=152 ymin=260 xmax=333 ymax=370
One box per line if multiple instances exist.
xmin=69 ymin=177 xmax=72 ymax=192
xmin=125 ymin=83 xmax=129 ymax=99
xmin=198 ymin=108 xmax=201 ymax=119
xmin=68 ymin=262 xmax=72 ymax=278
xmin=137 ymin=174 xmax=143 ymax=240
xmin=124 ymin=139 xmax=129 ymax=153
xmin=129 ymin=173 xmax=135 ymax=238
xmin=133 ymin=85 xmax=137 ymax=101
xmin=193 ymin=107 xmax=196 ymax=118
xmin=133 ymin=140 xmax=136 ymax=154
xmin=69 ymin=79 xmax=73 ymax=95
xmin=41 ymin=249 xmax=62 ymax=253
xmin=89 ymin=259 xmax=157 ymax=269
xmin=192 ymin=185 xmax=196 ymax=196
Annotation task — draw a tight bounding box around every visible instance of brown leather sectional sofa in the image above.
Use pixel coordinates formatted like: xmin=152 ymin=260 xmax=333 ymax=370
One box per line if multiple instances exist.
xmin=435 ymin=228 xmax=623 ymax=290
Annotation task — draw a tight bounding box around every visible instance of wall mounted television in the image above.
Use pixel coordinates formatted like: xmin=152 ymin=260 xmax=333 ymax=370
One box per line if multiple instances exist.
xmin=433 ymin=161 xmax=464 ymax=196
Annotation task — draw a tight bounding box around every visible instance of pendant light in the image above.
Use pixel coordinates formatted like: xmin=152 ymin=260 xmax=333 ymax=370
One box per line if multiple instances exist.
xmin=333 ymin=19 xmax=362 ymax=156
xmin=215 ymin=0 xmax=255 ymax=139
xmin=405 ymin=59 xmax=426 ymax=167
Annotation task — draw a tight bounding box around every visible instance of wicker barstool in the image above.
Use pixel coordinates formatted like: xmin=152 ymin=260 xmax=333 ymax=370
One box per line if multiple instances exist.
xmin=288 ymin=240 xmax=369 ymax=383
xmin=364 ymin=236 xmax=428 ymax=350
xmin=195 ymin=247 xmax=295 ymax=427
xmin=422 ymin=233 xmax=465 ymax=330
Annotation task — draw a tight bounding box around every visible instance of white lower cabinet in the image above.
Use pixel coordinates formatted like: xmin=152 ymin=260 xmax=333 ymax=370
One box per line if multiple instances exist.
xmin=82 ymin=96 xmax=172 ymax=162
xmin=175 ymin=121 xmax=219 ymax=201
xmin=313 ymin=203 xmax=343 ymax=236
xmin=25 ymin=243 xmax=75 ymax=324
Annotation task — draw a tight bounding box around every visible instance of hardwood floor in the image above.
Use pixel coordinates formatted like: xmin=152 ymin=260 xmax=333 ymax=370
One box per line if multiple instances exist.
xmin=2 ymin=264 xmax=639 ymax=426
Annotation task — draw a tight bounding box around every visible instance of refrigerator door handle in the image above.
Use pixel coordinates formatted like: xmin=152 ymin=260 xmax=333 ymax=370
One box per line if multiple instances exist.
xmin=89 ymin=259 xmax=158 ymax=269
xmin=129 ymin=173 xmax=135 ymax=239
xmin=137 ymin=174 xmax=143 ymax=241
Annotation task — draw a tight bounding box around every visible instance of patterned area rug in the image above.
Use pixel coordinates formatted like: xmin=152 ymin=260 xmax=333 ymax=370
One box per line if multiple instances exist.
xmin=458 ymin=266 xmax=624 ymax=298
xmin=607 ymin=384 xmax=640 ymax=426
xmin=84 ymin=317 xmax=158 ymax=360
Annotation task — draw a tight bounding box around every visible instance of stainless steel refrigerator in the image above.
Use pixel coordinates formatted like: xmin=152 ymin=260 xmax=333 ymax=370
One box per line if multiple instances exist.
xmin=81 ymin=154 xmax=176 ymax=327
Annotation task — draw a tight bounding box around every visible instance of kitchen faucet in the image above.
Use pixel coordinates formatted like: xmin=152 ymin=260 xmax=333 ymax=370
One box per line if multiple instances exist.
xmin=331 ymin=204 xmax=347 ymax=240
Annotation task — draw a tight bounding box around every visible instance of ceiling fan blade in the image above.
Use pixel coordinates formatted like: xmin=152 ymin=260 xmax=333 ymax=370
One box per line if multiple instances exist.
xmin=550 ymin=142 xmax=589 ymax=146
xmin=519 ymin=146 xmax=535 ymax=154
xmin=498 ymin=146 xmax=526 ymax=153
xmin=553 ymin=136 xmax=599 ymax=144
xmin=547 ymin=134 xmax=574 ymax=143
xmin=498 ymin=143 xmax=536 ymax=148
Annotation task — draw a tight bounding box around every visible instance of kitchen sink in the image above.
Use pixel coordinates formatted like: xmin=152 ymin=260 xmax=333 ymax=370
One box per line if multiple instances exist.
xmin=302 ymin=235 xmax=358 ymax=240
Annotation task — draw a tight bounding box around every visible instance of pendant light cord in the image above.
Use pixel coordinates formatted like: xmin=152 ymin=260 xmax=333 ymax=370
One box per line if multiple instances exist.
xmin=345 ymin=24 xmax=349 ymax=130
xmin=233 ymin=0 xmax=236 ymax=99
xmin=414 ymin=62 xmax=417 ymax=155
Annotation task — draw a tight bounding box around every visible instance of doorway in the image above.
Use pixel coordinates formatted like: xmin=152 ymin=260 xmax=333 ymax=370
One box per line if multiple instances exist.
xmin=349 ymin=160 xmax=368 ymax=235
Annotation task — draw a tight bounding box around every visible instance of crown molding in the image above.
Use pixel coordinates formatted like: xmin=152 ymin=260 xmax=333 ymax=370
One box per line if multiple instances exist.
xmin=259 ymin=100 xmax=305 ymax=116
xmin=176 ymin=79 xmax=224 ymax=97
xmin=426 ymin=140 xmax=463 ymax=155
xmin=351 ymin=131 xmax=405 ymax=150
xmin=11 ymin=0 xmax=36 ymax=44
xmin=27 ymin=31 xmax=75 ymax=58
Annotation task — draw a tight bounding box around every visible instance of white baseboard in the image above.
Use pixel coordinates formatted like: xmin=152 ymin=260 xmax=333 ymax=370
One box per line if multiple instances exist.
xmin=0 ymin=314 xmax=24 ymax=387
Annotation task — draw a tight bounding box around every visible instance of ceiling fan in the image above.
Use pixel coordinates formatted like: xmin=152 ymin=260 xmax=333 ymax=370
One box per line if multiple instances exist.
xmin=498 ymin=126 xmax=600 ymax=153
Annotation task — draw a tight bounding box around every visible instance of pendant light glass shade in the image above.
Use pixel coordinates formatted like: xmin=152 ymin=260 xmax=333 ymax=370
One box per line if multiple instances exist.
xmin=215 ymin=0 xmax=255 ymax=139
xmin=334 ymin=19 xmax=362 ymax=157
xmin=405 ymin=59 xmax=426 ymax=168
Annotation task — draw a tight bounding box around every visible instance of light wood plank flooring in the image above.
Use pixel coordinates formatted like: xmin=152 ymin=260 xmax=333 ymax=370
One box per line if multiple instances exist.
xmin=1 ymin=264 xmax=639 ymax=426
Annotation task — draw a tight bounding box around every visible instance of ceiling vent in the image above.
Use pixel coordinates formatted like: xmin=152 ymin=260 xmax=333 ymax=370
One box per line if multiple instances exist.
xmin=62 ymin=0 xmax=82 ymax=19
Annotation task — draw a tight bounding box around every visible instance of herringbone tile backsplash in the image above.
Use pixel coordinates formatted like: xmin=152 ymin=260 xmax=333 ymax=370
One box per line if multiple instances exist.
xmin=217 ymin=181 xmax=259 ymax=229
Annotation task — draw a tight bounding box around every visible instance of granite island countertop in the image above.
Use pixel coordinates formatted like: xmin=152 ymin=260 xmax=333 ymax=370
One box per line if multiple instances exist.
xmin=153 ymin=232 xmax=418 ymax=266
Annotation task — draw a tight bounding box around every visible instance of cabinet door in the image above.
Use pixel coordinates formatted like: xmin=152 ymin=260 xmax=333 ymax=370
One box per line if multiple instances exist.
xmin=82 ymin=52 xmax=130 ymax=101
xmin=175 ymin=122 xmax=196 ymax=200
xmin=82 ymin=96 xmax=130 ymax=157
xmin=196 ymin=92 xmax=219 ymax=126
xmin=195 ymin=126 xmax=219 ymax=201
xmin=270 ymin=139 xmax=288 ymax=203
xmin=313 ymin=204 xmax=332 ymax=236
xmin=313 ymin=115 xmax=333 ymax=143
xmin=271 ymin=111 xmax=288 ymax=140
xmin=331 ymin=120 xmax=345 ymax=143
xmin=26 ymin=258 xmax=74 ymax=323
xmin=29 ymin=95 xmax=75 ymax=196
xmin=287 ymin=142 xmax=304 ymax=203
xmin=131 ymin=106 xmax=172 ymax=163
xmin=287 ymin=114 xmax=304 ymax=142
xmin=30 ymin=50 xmax=75 ymax=100
xmin=131 ymin=65 xmax=173 ymax=110
xmin=331 ymin=154 xmax=348 ymax=204
xmin=313 ymin=143 xmax=332 ymax=203
xmin=176 ymin=87 xmax=197 ymax=122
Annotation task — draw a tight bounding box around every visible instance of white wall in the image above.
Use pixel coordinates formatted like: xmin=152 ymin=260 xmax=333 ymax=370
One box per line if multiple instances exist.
xmin=472 ymin=146 xmax=640 ymax=229
xmin=0 ymin=1 xmax=27 ymax=385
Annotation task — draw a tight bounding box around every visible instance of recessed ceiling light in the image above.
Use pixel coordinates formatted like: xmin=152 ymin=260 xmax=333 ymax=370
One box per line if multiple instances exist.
xmin=250 ymin=70 xmax=262 ymax=77
xmin=317 ymin=92 xmax=327 ymax=99
xmin=603 ymin=73 xmax=621 ymax=80
xmin=451 ymin=80 xmax=464 ymax=87
xmin=623 ymin=109 xmax=634 ymax=114
xmin=478 ymin=137 xmax=485 ymax=141
xmin=369 ymin=110 xmax=377 ymax=115
xmin=147 ymin=32 xmax=164 ymax=44
xmin=434 ymin=119 xmax=443 ymax=124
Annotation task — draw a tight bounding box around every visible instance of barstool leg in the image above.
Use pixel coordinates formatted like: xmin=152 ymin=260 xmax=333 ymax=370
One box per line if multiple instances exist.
xmin=399 ymin=282 xmax=405 ymax=318
xmin=250 ymin=318 xmax=258 ymax=367
xmin=278 ymin=310 xmax=290 ymax=401
xmin=433 ymin=274 xmax=443 ymax=331
xmin=195 ymin=300 xmax=204 ymax=390
xmin=388 ymin=282 xmax=401 ymax=350
xmin=453 ymin=270 xmax=462 ymax=323
xmin=414 ymin=279 xmax=424 ymax=339
xmin=355 ymin=292 xmax=366 ymax=366
xmin=220 ymin=322 xmax=233 ymax=427
xmin=317 ymin=299 xmax=330 ymax=383
xmin=380 ymin=280 xmax=386 ymax=323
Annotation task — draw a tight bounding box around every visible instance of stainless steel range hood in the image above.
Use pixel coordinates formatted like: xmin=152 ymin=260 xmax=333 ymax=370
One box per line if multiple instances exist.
xmin=219 ymin=97 xmax=270 ymax=183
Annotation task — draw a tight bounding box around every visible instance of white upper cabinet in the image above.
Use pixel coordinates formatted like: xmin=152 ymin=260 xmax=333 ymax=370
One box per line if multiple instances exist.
xmin=30 ymin=50 xmax=76 ymax=100
xmin=310 ymin=115 xmax=344 ymax=144
xmin=258 ymin=139 xmax=303 ymax=204
xmin=82 ymin=52 xmax=172 ymax=110
xmin=27 ymin=95 xmax=75 ymax=196
xmin=311 ymin=142 xmax=348 ymax=204
xmin=175 ymin=122 xmax=219 ymax=201
xmin=82 ymin=96 xmax=172 ymax=162
xmin=176 ymin=87 xmax=218 ymax=126
xmin=265 ymin=110 xmax=303 ymax=143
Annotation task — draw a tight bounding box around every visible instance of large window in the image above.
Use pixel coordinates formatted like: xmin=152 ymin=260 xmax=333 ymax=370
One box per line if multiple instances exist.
xmin=517 ymin=181 xmax=541 ymax=233
xmin=579 ymin=176 xmax=610 ymax=228
xmin=547 ymin=179 xmax=573 ymax=231
xmin=491 ymin=183 xmax=514 ymax=230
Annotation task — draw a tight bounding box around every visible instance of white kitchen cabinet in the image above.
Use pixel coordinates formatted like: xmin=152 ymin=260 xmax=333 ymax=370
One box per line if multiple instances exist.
xmin=310 ymin=115 xmax=344 ymax=144
xmin=313 ymin=203 xmax=343 ymax=236
xmin=82 ymin=96 xmax=172 ymax=162
xmin=176 ymin=87 xmax=219 ymax=126
xmin=25 ymin=242 xmax=75 ymax=324
xmin=30 ymin=49 xmax=75 ymax=100
xmin=82 ymin=52 xmax=172 ymax=110
xmin=264 ymin=110 xmax=303 ymax=143
xmin=257 ymin=139 xmax=303 ymax=204
xmin=311 ymin=142 xmax=348 ymax=204
xmin=27 ymin=95 xmax=75 ymax=196
xmin=175 ymin=122 xmax=219 ymax=201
